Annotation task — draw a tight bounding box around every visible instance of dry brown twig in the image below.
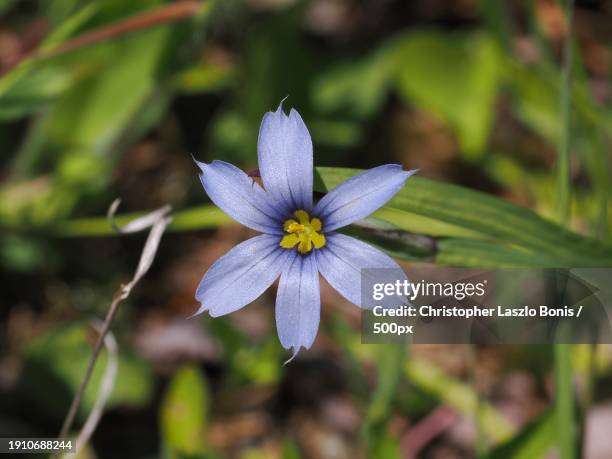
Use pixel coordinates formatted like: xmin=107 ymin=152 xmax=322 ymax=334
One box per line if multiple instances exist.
xmin=57 ymin=199 xmax=172 ymax=447
xmin=67 ymin=321 xmax=118 ymax=457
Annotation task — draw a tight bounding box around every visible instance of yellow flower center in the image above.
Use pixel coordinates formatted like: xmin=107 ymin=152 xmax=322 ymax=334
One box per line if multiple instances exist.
xmin=280 ymin=210 xmax=326 ymax=254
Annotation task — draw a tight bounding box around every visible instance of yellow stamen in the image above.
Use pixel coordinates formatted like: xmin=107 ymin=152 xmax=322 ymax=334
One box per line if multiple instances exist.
xmin=280 ymin=210 xmax=326 ymax=254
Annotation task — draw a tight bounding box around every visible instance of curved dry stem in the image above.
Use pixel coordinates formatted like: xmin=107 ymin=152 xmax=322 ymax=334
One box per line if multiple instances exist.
xmin=57 ymin=201 xmax=172 ymax=444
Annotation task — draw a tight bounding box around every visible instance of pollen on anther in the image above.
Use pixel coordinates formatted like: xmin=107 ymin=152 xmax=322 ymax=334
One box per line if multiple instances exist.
xmin=280 ymin=210 xmax=326 ymax=254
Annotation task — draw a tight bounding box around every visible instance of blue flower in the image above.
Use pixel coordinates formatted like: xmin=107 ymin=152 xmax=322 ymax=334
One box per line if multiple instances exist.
xmin=193 ymin=102 xmax=416 ymax=359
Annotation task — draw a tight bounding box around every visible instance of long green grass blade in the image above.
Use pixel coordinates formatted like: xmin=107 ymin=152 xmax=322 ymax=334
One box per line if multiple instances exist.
xmin=555 ymin=0 xmax=575 ymax=225
xmin=51 ymin=165 xmax=612 ymax=270
xmin=56 ymin=204 xmax=232 ymax=236
xmin=554 ymin=2 xmax=577 ymax=459
xmin=555 ymin=344 xmax=576 ymax=459
xmin=315 ymin=167 xmax=612 ymax=266
xmin=435 ymin=239 xmax=561 ymax=268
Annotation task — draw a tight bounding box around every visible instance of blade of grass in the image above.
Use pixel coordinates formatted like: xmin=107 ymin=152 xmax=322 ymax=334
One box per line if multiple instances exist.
xmin=435 ymin=239 xmax=561 ymax=268
xmin=55 ymin=204 xmax=233 ymax=236
xmin=594 ymin=133 xmax=609 ymax=241
xmin=554 ymin=2 xmax=577 ymax=459
xmin=469 ymin=345 xmax=489 ymax=458
xmin=315 ymin=167 xmax=612 ymax=266
xmin=579 ymin=343 xmax=597 ymax=458
xmin=51 ymin=166 xmax=612 ymax=268
xmin=555 ymin=0 xmax=575 ymax=226
xmin=554 ymin=343 xmax=576 ymax=459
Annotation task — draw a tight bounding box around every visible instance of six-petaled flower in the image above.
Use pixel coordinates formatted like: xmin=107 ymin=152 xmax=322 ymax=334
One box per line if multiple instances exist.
xmin=193 ymin=102 xmax=416 ymax=360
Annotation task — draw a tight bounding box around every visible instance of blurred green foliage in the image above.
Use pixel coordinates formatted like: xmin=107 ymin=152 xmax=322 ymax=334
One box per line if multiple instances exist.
xmin=491 ymin=411 xmax=555 ymax=459
xmin=1 ymin=1 xmax=610 ymax=244
xmin=1 ymin=0 xmax=611 ymax=458
xmin=21 ymin=323 xmax=153 ymax=419
xmin=160 ymin=365 xmax=209 ymax=458
xmin=393 ymin=31 xmax=503 ymax=158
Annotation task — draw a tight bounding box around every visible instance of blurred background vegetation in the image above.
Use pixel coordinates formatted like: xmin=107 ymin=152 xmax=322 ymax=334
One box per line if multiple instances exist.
xmin=0 ymin=0 xmax=611 ymax=458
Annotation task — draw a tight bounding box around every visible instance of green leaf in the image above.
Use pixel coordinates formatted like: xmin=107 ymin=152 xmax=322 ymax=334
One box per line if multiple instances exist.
xmin=160 ymin=365 xmax=209 ymax=457
xmin=41 ymin=3 xmax=100 ymax=49
xmin=390 ymin=30 xmax=503 ymax=158
xmin=0 ymin=66 xmax=73 ymax=120
xmin=491 ymin=411 xmax=555 ymax=459
xmin=374 ymin=207 xmax=482 ymax=238
xmin=554 ymin=344 xmax=577 ymax=459
xmin=315 ymin=167 xmax=612 ymax=266
xmin=44 ymin=25 xmax=170 ymax=153
xmin=54 ymin=167 xmax=612 ymax=269
xmin=435 ymin=238 xmax=560 ymax=268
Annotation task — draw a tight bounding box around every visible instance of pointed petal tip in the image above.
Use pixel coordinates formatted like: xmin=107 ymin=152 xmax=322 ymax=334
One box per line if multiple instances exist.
xmin=268 ymin=96 xmax=293 ymax=118
xmin=400 ymin=167 xmax=419 ymax=182
xmin=288 ymin=107 xmax=306 ymax=125
xmin=191 ymin=154 xmax=207 ymax=173
xmin=188 ymin=303 xmax=208 ymax=320
xmin=390 ymin=164 xmax=419 ymax=176
xmin=277 ymin=95 xmax=290 ymax=112
xmin=258 ymin=98 xmax=313 ymax=211
xmin=283 ymin=346 xmax=301 ymax=365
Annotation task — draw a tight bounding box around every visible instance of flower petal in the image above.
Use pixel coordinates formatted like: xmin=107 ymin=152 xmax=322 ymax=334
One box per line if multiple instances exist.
xmin=275 ymin=253 xmax=320 ymax=353
xmin=257 ymin=102 xmax=313 ymax=212
xmin=194 ymin=235 xmax=289 ymax=317
xmin=314 ymin=165 xmax=417 ymax=231
xmin=316 ymin=233 xmax=408 ymax=308
xmin=196 ymin=159 xmax=284 ymax=234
